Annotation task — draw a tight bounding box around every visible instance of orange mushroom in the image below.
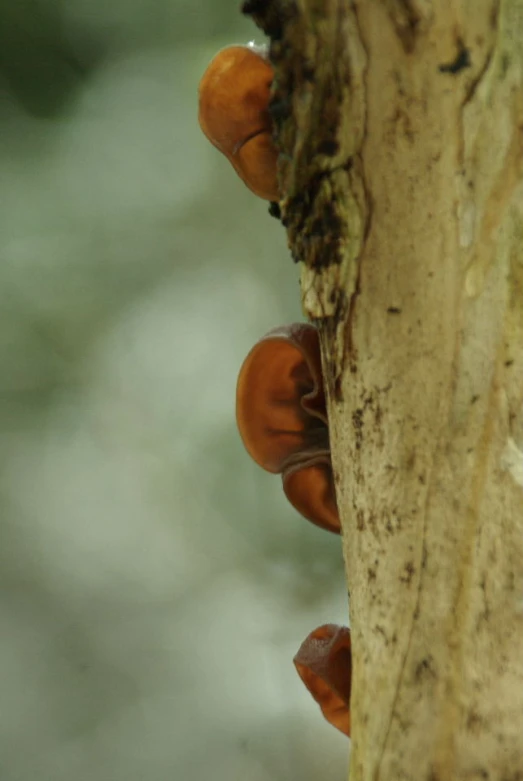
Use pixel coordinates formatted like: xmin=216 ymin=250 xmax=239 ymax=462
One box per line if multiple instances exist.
xmin=236 ymin=323 xmax=340 ymax=533
xmin=198 ymin=44 xmax=279 ymax=200
xmin=294 ymin=624 xmax=352 ymax=736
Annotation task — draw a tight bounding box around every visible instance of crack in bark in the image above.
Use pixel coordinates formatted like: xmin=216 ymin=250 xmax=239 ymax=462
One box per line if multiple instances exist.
xmin=461 ymin=41 xmax=496 ymax=110
xmin=460 ymin=0 xmax=501 ymax=110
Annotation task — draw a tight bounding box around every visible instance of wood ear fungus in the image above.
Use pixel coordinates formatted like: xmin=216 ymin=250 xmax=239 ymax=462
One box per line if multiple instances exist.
xmin=236 ymin=323 xmax=340 ymax=533
xmin=198 ymin=44 xmax=279 ymax=200
xmin=294 ymin=624 xmax=352 ymax=737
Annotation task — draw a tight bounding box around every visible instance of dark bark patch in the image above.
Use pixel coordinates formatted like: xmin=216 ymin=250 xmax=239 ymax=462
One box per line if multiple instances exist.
xmin=352 ymin=408 xmax=364 ymax=450
xmin=400 ymin=560 xmax=415 ymax=585
xmin=466 ymin=709 xmax=485 ymax=733
xmin=385 ymin=510 xmax=402 ymax=534
xmin=317 ymin=138 xmax=340 ymax=157
xmin=333 ymin=373 xmax=343 ymax=402
xmin=269 ymin=96 xmax=291 ymax=123
xmin=241 ymin=0 xmax=295 ymax=40
xmin=438 ymin=41 xmax=471 ymax=74
xmin=302 ymin=63 xmax=315 ymax=82
xmin=268 ymin=201 xmax=281 ymax=220
xmin=414 ymin=655 xmax=436 ymax=682
xmin=310 ymin=200 xmax=343 ymax=238
xmin=356 ymin=509 xmax=365 ymax=531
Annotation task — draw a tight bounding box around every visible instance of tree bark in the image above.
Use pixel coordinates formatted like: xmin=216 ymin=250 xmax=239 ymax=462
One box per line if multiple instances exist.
xmin=247 ymin=0 xmax=523 ymax=778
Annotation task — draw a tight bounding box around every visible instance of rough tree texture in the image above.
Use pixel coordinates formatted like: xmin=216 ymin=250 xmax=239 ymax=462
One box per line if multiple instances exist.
xmin=247 ymin=0 xmax=523 ymax=778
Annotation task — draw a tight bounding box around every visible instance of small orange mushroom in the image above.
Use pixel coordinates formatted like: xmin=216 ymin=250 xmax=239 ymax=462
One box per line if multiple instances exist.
xmin=198 ymin=44 xmax=279 ymax=200
xmin=294 ymin=624 xmax=352 ymax=737
xmin=236 ymin=323 xmax=340 ymax=533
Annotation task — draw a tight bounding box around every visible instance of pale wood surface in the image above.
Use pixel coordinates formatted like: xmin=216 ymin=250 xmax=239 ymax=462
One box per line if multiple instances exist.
xmin=270 ymin=0 xmax=523 ymax=777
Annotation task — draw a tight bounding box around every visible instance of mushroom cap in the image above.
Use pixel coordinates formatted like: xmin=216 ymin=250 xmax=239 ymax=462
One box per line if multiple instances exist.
xmin=294 ymin=624 xmax=352 ymax=736
xmin=236 ymin=323 xmax=340 ymax=534
xmin=283 ymin=457 xmax=340 ymax=534
xmin=236 ymin=324 xmax=327 ymax=473
xmin=198 ymin=45 xmax=278 ymax=200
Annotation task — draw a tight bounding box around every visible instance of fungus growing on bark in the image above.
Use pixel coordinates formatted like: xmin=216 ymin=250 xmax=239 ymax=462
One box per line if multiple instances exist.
xmin=198 ymin=44 xmax=279 ymax=200
xmin=236 ymin=323 xmax=340 ymax=533
xmin=294 ymin=624 xmax=352 ymax=737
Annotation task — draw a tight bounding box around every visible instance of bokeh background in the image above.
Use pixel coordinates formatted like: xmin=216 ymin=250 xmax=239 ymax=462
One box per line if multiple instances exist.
xmin=0 ymin=1 xmax=349 ymax=779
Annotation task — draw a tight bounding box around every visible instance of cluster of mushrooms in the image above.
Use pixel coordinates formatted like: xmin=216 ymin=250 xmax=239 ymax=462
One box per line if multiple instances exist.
xmin=199 ymin=43 xmax=352 ymax=737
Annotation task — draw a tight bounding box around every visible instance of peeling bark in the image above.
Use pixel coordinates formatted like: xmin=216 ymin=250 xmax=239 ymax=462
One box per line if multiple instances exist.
xmin=246 ymin=0 xmax=523 ymax=778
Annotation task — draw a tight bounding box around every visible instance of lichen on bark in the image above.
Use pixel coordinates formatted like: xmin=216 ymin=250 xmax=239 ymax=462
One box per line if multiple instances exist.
xmin=245 ymin=0 xmax=523 ymax=779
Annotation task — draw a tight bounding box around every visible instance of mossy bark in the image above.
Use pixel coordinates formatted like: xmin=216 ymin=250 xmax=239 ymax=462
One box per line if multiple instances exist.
xmin=247 ymin=0 xmax=523 ymax=778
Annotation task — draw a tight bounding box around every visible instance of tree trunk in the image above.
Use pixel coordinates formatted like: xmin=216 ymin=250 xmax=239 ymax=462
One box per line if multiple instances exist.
xmin=247 ymin=0 xmax=523 ymax=778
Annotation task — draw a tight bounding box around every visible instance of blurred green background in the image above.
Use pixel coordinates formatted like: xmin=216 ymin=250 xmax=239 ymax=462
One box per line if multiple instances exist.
xmin=0 ymin=1 xmax=348 ymax=778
